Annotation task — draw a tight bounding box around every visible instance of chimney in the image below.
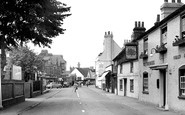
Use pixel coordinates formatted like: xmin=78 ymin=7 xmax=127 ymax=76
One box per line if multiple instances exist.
xmin=154 ymin=14 xmax=160 ymax=26
xmin=131 ymin=21 xmax=146 ymax=41
xmin=77 ymin=62 xmax=80 ymax=68
xmin=160 ymin=0 xmax=184 ymax=20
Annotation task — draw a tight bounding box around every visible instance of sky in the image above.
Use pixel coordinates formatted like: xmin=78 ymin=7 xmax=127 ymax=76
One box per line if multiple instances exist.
xmin=31 ymin=0 xmax=185 ymax=70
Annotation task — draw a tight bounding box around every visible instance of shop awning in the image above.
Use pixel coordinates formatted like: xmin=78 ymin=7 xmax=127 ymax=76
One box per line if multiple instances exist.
xmin=149 ymin=63 xmax=168 ymax=70
xmin=98 ymin=71 xmax=110 ymax=81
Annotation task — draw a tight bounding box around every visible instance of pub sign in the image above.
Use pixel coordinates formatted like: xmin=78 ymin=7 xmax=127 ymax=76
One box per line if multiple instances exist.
xmin=125 ymin=44 xmax=138 ymax=60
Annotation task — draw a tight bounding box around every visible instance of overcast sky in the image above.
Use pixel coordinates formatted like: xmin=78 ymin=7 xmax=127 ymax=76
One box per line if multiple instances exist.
xmin=32 ymin=0 xmax=185 ymax=70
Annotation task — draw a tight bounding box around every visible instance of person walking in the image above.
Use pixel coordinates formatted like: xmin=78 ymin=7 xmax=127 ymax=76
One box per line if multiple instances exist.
xmin=74 ymin=83 xmax=78 ymax=92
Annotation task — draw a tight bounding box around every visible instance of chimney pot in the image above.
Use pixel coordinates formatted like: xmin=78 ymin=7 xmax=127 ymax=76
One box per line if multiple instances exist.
xmin=164 ymin=0 xmax=168 ymax=2
xmin=135 ymin=21 xmax=137 ymax=27
xmin=157 ymin=14 xmax=160 ymax=22
xmin=138 ymin=21 xmax=141 ymax=27
xmin=177 ymin=0 xmax=181 ymax=3
xmin=142 ymin=22 xmax=144 ymax=27
xmin=172 ymin=0 xmax=175 ymax=3
xmin=108 ymin=31 xmax=110 ymax=35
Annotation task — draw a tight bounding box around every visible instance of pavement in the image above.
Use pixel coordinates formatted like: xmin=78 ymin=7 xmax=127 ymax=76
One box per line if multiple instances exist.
xmin=88 ymin=85 xmax=185 ymax=115
xmin=0 ymin=86 xmax=185 ymax=115
xmin=0 ymin=89 xmax=57 ymax=115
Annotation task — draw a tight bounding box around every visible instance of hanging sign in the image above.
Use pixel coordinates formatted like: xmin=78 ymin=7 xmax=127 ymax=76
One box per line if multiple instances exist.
xmin=125 ymin=44 xmax=138 ymax=60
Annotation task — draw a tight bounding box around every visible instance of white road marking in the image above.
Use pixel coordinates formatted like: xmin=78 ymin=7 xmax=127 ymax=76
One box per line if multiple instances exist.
xmin=76 ymin=90 xmax=80 ymax=98
xmin=82 ymin=110 xmax=85 ymax=112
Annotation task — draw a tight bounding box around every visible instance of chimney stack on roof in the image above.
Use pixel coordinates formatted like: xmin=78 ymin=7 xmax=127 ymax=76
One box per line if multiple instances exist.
xmin=161 ymin=0 xmax=184 ymax=20
xmin=131 ymin=21 xmax=146 ymax=41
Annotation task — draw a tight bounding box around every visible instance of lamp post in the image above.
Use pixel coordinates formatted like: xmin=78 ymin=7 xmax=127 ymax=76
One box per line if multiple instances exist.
xmin=0 ymin=49 xmax=3 ymax=108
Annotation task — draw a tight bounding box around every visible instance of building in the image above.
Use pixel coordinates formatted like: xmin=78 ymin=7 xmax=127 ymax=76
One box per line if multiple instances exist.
xmin=70 ymin=67 xmax=95 ymax=85
xmin=137 ymin=0 xmax=185 ymax=111
xmin=95 ymin=31 xmax=121 ymax=89
xmin=113 ymin=21 xmax=145 ymax=98
xmin=39 ymin=50 xmax=66 ymax=83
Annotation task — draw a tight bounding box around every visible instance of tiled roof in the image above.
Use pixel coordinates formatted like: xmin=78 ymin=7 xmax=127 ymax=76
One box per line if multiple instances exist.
xmin=76 ymin=68 xmax=89 ymax=77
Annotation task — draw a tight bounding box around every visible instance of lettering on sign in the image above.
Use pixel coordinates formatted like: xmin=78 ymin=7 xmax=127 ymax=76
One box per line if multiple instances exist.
xmin=143 ymin=61 xmax=155 ymax=66
xmin=173 ymin=55 xmax=181 ymax=60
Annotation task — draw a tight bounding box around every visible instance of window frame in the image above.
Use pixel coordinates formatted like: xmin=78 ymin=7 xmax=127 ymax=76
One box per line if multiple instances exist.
xmin=130 ymin=62 xmax=134 ymax=73
xmin=120 ymin=63 xmax=123 ymax=74
xmin=181 ymin=15 xmax=185 ymax=38
xmin=120 ymin=79 xmax=123 ymax=91
xmin=178 ymin=65 xmax=185 ymax=99
xmin=143 ymin=38 xmax=148 ymax=55
xmin=161 ymin=25 xmax=167 ymax=45
xmin=143 ymin=72 xmax=149 ymax=94
xmin=130 ymin=79 xmax=134 ymax=93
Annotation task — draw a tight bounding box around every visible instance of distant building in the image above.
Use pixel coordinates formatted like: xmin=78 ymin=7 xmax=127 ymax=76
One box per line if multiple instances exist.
xmin=39 ymin=50 xmax=66 ymax=83
xmin=95 ymin=31 xmax=121 ymax=89
xmin=70 ymin=67 xmax=96 ymax=85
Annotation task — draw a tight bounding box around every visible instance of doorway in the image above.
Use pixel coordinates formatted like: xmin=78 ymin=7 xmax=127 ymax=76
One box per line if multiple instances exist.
xmin=124 ymin=78 xmax=127 ymax=96
xmin=160 ymin=69 xmax=167 ymax=108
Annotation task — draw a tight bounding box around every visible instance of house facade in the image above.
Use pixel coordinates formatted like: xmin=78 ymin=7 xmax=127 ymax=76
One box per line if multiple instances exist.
xmin=137 ymin=0 xmax=185 ymax=111
xmin=113 ymin=21 xmax=145 ymax=98
xmin=39 ymin=50 xmax=66 ymax=83
xmin=95 ymin=31 xmax=121 ymax=89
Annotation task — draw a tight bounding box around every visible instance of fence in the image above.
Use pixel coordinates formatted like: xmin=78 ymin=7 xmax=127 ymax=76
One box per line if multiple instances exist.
xmin=2 ymin=80 xmax=25 ymax=107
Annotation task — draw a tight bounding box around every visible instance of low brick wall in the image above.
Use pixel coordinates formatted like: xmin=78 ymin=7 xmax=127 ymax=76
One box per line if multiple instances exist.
xmin=2 ymin=80 xmax=25 ymax=107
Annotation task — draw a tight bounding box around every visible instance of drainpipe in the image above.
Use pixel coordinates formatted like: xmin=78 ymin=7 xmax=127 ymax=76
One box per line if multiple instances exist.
xmin=165 ymin=70 xmax=169 ymax=110
xmin=0 ymin=49 xmax=3 ymax=108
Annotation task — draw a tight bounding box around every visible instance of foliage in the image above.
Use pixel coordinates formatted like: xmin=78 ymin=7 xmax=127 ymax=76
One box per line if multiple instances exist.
xmin=9 ymin=46 xmax=44 ymax=80
xmin=0 ymin=0 xmax=71 ymax=78
xmin=0 ymin=0 xmax=71 ymax=48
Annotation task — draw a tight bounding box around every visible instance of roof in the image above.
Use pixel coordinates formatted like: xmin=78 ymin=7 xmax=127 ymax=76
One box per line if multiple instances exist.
xmin=76 ymin=68 xmax=90 ymax=77
xmin=136 ymin=4 xmax=185 ymax=40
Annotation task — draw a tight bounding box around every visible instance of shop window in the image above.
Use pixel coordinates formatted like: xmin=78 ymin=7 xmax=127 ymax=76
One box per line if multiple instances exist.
xmin=130 ymin=79 xmax=134 ymax=93
xmin=120 ymin=79 xmax=123 ymax=91
xmin=179 ymin=65 xmax=185 ymax=99
xmin=130 ymin=62 xmax=133 ymax=73
xmin=143 ymin=72 xmax=149 ymax=94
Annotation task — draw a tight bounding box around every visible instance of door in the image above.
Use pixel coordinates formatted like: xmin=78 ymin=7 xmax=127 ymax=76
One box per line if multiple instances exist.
xmin=160 ymin=69 xmax=166 ymax=108
xmin=124 ymin=78 xmax=127 ymax=96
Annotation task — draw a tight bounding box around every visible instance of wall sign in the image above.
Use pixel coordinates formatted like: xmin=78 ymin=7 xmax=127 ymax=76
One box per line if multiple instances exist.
xmin=143 ymin=61 xmax=155 ymax=66
xmin=173 ymin=54 xmax=181 ymax=60
xmin=125 ymin=45 xmax=138 ymax=60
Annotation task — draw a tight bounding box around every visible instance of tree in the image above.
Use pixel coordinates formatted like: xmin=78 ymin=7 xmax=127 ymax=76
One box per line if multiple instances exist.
xmin=9 ymin=46 xmax=44 ymax=81
xmin=0 ymin=0 xmax=71 ymax=76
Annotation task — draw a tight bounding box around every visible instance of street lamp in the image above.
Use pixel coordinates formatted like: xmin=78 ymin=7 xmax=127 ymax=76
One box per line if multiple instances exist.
xmin=0 ymin=49 xmax=3 ymax=108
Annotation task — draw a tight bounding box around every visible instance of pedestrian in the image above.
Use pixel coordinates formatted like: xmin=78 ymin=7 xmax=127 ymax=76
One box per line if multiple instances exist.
xmin=74 ymin=83 xmax=78 ymax=92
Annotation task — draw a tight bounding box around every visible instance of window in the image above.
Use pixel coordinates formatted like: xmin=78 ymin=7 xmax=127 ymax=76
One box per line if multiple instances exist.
xmin=161 ymin=26 xmax=167 ymax=45
xmin=181 ymin=16 xmax=185 ymax=38
xmin=130 ymin=62 xmax=133 ymax=73
xmin=143 ymin=38 xmax=148 ymax=55
xmin=179 ymin=65 xmax=185 ymax=98
xmin=130 ymin=79 xmax=134 ymax=92
xmin=120 ymin=79 xmax=123 ymax=91
xmin=143 ymin=72 xmax=149 ymax=94
xmin=77 ymin=77 xmax=81 ymax=80
xmin=120 ymin=64 xmax=122 ymax=74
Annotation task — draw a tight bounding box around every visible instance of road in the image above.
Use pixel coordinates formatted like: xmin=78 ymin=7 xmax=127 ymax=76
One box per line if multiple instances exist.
xmin=20 ymin=86 xmax=178 ymax=115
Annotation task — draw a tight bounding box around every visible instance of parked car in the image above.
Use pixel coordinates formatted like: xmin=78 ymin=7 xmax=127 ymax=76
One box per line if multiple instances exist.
xmin=63 ymin=82 xmax=70 ymax=88
xmin=46 ymin=82 xmax=62 ymax=89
